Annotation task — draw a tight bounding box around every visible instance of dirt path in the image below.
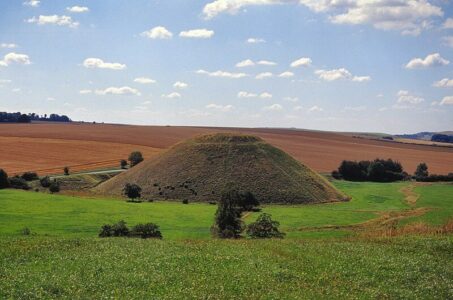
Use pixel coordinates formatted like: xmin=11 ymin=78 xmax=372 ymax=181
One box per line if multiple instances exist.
xmin=400 ymin=184 xmax=420 ymax=206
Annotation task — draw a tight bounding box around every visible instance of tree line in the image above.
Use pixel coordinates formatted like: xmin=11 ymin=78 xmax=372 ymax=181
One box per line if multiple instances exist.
xmin=0 ymin=112 xmax=71 ymax=123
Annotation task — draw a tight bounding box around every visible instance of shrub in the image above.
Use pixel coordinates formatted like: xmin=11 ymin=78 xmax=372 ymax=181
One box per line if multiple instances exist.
xmin=416 ymin=173 xmax=453 ymax=182
xmin=336 ymin=158 xmax=405 ymax=182
xmin=130 ymin=223 xmax=162 ymax=239
xmin=21 ymin=172 xmax=38 ymax=181
xmin=182 ymin=199 xmax=189 ymax=204
xmin=40 ymin=176 xmax=52 ymax=188
xmin=49 ymin=181 xmax=60 ymax=193
xmin=415 ymin=163 xmax=428 ymax=178
xmin=9 ymin=177 xmax=29 ymax=190
xmin=63 ymin=167 xmax=70 ymax=176
xmin=120 ymin=159 xmax=128 ymax=169
xmin=331 ymin=170 xmax=342 ymax=180
xmin=237 ymin=191 xmax=259 ymax=212
xmin=128 ymin=151 xmax=144 ymax=167
xmin=0 ymin=169 xmax=9 ymax=189
xmin=211 ymin=188 xmax=244 ymax=239
xmin=21 ymin=227 xmax=31 ymax=236
xmin=99 ymin=224 xmax=113 ymax=237
xmin=111 ymin=220 xmax=129 ymax=237
xmin=246 ymin=213 xmax=285 ymax=239
xmin=123 ymin=183 xmax=142 ymax=202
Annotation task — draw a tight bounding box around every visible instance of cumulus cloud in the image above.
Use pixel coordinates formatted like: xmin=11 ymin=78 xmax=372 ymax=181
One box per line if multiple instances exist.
xmin=259 ymin=92 xmax=272 ymax=99
xmin=290 ymin=57 xmax=312 ymax=68
xmin=352 ymin=76 xmax=371 ymax=82
xmin=278 ymin=71 xmax=294 ymax=78
xmin=247 ymin=37 xmax=265 ymax=44
xmin=440 ymin=96 xmax=453 ymax=105
xmin=134 ymin=77 xmax=156 ymax=84
xmin=255 ymin=72 xmax=273 ymax=79
xmin=308 ymin=105 xmax=323 ymax=112
xmin=23 ymin=0 xmax=40 ymax=7
xmin=173 ymin=81 xmax=189 ymax=89
xmin=1 ymin=43 xmax=18 ymax=49
xmin=179 ymin=29 xmax=214 ymax=39
xmin=263 ymin=103 xmax=283 ymax=111
xmin=202 ymin=0 xmax=443 ymax=35
xmin=315 ymin=68 xmax=370 ymax=82
xmin=83 ymin=58 xmax=126 ymax=70
xmin=141 ymin=26 xmax=173 ymax=39
xmin=162 ymin=92 xmax=181 ymax=99
xmin=257 ymin=60 xmax=277 ymax=66
xmin=284 ymin=97 xmax=298 ymax=102
xmin=27 ymin=15 xmax=79 ymax=28
xmin=206 ymin=103 xmax=234 ymax=112
xmin=405 ymin=53 xmax=449 ymax=69
xmin=0 ymin=52 xmax=31 ymax=67
xmin=196 ymin=69 xmax=247 ymax=79
xmin=397 ymin=90 xmax=424 ymax=104
xmin=237 ymin=91 xmax=272 ymax=98
xmin=95 ymin=86 xmax=141 ymax=96
xmin=433 ymin=78 xmax=453 ymax=88
xmin=67 ymin=6 xmax=90 ymax=13
xmin=236 ymin=59 xmax=255 ymax=68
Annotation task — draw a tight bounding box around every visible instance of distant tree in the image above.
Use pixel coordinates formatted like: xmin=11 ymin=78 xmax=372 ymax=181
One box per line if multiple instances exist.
xmin=211 ymin=188 xmax=244 ymax=239
xmin=120 ymin=159 xmax=128 ymax=169
xmin=0 ymin=169 xmax=9 ymax=189
xmin=17 ymin=114 xmax=31 ymax=123
xmin=367 ymin=161 xmax=386 ymax=182
xmin=123 ymin=183 xmax=142 ymax=202
xmin=49 ymin=181 xmax=60 ymax=193
xmin=9 ymin=177 xmax=29 ymax=190
xmin=128 ymin=151 xmax=144 ymax=167
xmin=237 ymin=191 xmax=259 ymax=211
xmin=21 ymin=172 xmax=39 ymax=181
xmin=246 ymin=213 xmax=285 ymax=239
xmin=415 ymin=163 xmax=429 ymax=178
xmin=40 ymin=176 xmax=52 ymax=188
xmin=63 ymin=167 xmax=69 ymax=176
xmin=130 ymin=223 xmax=162 ymax=239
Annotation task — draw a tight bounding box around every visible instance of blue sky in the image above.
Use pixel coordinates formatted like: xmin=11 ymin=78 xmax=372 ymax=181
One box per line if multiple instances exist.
xmin=0 ymin=0 xmax=452 ymax=133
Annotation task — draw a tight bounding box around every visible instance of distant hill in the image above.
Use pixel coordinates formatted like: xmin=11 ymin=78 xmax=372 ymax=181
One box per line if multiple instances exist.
xmin=96 ymin=133 xmax=348 ymax=204
xmin=395 ymin=131 xmax=453 ymax=142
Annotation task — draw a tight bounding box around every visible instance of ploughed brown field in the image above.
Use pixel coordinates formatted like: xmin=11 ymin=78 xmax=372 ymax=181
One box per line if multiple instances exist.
xmin=0 ymin=122 xmax=452 ymax=175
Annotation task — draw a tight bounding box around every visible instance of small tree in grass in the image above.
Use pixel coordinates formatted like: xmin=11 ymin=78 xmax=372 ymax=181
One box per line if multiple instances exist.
xmin=120 ymin=159 xmax=128 ymax=169
xmin=246 ymin=213 xmax=285 ymax=239
xmin=211 ymin=188 xmax=244 ymax=239
xmin=415 ymin=163 xmax=428 ymax=178
xmin=63 ymin=167 xmax=70 ymax=176
xmin=128 ymin=151 xmax=144 ymax=167
xmin=49 ymin=181 xmax=60 ymax=193
xmin=123 ymin=183 xmax=142 ymax=202
xmin=40 ymin=176 xmax=52 ymax=188
xmin=130 ymin=223 xmax=162 ymax=239
xmin=0 ymin=169 xmax=9 ymax=189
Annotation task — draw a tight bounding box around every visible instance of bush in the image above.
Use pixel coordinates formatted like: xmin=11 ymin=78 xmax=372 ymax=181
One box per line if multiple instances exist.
xmin=49 ymin=181 xmax=60 ymax=193
xmin=182 ymin=199 xmax=189 ymax=204
xmin=0 ymin=169 xmax=9 ymax=189
xmin=63 ymin=167 xmax=70 ymax=176
xmin=21 ymin=172 xmax=39 ymax=181
xmin=120 ymin=159 xmax=128 ymax=169
xmin=246 ymin=213 xmax=285 ymax=239
xmin=128 ymin=151 xmax=144 ymax=167
xmin=21 ymin=227 xmax=32 ymax=236
xmin=99 ymin=224 xmax=114 ymax=237
xmin=336 ymin=158 xmax=405 ymax=182
xmin=123 ymin=183 xmax=142 ymax=202
xmin=9 ymin=177 xmax=29 ymax=190
xmin=111 ymin=220 xmax=129 ymax=237
xmin=416 ymin=174 xmax=453 ymax=182
xmin=211 ymin=188 xmax=244 ymax=239
xmin=40 ymin=176 xmax=52 ymax=188
xmin=237 ymin=191 xmax=259 ymax=212
xmin=130 ymin=223 xmax=162 ymax=239
xmin=415 ymin=163 xmax=428 ymax=178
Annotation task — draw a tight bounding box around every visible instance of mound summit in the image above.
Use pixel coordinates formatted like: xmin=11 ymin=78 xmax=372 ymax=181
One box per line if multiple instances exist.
xmin=97 ymin=133 xmax=347 ymax=204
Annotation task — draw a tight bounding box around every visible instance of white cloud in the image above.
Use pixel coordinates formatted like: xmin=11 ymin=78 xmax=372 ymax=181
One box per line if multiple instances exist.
xmin=79 ymin=89 xmax=92 ymax=94
xmin=95 ymin=86 xmax=141 ymax=96
xmin=278 ymin=71 xmax=294 ymax=78
xmin=397 ymin=90 xmax=424 ymax=104
xmin=263 ymin=103 xmax=283 ymax=111
xmin=83 ymin=58 xmax=126 ymax=70
xmin=173 ymin=81 xmax=189 ymax=89
xmin=141 ymin=26 xmax=173 ymax=39
xmin=179 ymin=29 xmax=214 ymax=39
xmin=134 ymin=77 xmax=156 ymax=84
xmin=405 ymin=53 xmax=449 ymax=69
xmin=0 ymin=52 xmax=31 ymax=67
xmin=236 ymin=59 xmax=255 ymax=68
xmin=294 ymin=105 xmax=304 ymax=111
xmin=442 ymin=36 xmax=453 ymax=48
xmin=443 ymin=18 xmax=453 ymax=29
xmin=315 ymin=68 xmax=351 ymax=81
xmin=67 ymin=6 xmax=90 ymax=13
xmin=206 ymin=103 xmax=234 ymax=112
xmin=162 ymin=92 xmax=181 ymax=99
xmin=257 ymin=60 xmax=277 ymax=66
xmin=284 ymin=96 xmax=298 ymax=102
xmin=202 ymin=0 xmax=443 ymax=35
xmin=12 ymin=88 xmax=21 ymax=93
xmin=196 ymin=69 xmax=247 ymax=79
xmin=27 ymin=15 xmax=79 ymax=28
xmin=247 ymin=37 xmax=265 ymax=44
xmin=237 ymin=91 xmax=257 ymax=98
xmin=433 ymin=78 xmax=453 ymax=88
xmin=260 ymin=92 xmax=273 ymax=99
xmin=440 ymin=96 xmax=453 ymax=105
xmin=0 ymin=79 xmax=12 ymax=84
xmin=352 ymin=76 xmax=371 ymax=82
xmin=308 ymin=105 xmax=323 ymax=112
xmin=290 ymin=57 xmax=312 ymax=68
xmin=255 ymin=72 xmax=273 ymax=79
xmin=1 ymin=43 xmax=18 ymax=49
xmin=23 ymin=0 xmax=40 ymax=7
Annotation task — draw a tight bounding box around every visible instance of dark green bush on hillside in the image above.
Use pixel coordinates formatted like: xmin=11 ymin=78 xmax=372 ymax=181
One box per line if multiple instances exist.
xmin=0 ymin=169 xmax=9 ymax=189
xmin=128 ymin=151 xmax=144 ymax=167
xmin=9 ymin=177 xmax=29 ymax=190
xmin=335 ymin=159 xmax=405 ymax=182
xmin=49 ymin=181 xmax=60 ymax=193
xmin=21 ymin=172 xmax=38 ymax=181
xmin=40 ymin=176 xmax=52 ymax=188
xmin=130 ymin=223 xmax=162 ymax=239
xmin=246 ymin=213 xmax=285 ymax=239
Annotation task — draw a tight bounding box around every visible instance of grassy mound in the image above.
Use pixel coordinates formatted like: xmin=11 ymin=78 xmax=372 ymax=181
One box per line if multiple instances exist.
xmin=97 ymin=133 xmax=347 ymax=204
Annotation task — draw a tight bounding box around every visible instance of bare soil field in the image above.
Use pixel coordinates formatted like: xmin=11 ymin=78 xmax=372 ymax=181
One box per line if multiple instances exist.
xmin=0 ymin=122 xmax=452 ymax=175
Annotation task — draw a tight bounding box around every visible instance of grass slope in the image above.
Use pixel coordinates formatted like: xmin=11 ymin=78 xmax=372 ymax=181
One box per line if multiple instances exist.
xmin=97 ymin=133 xmax=347 ymax=204
xmin=1 ymin=236 xmax=452 ymax=299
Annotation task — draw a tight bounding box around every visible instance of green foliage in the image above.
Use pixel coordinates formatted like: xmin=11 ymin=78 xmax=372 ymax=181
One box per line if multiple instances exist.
xmin=120 ymin=159 xmax=128 ymax=169
xmin=21 ymin=172 xmax=39 ymax=181
xmin=63 ymin=167 xmax=69 ymax=176
xmin=246 ymin=213 xmax=285 ymax=239
xmin=415 ymin=162 xmax=428 ymax=178
xmin=0 ymin=169 xmax=9 ymax=189
xmin=128 ymin=151 xmax=144 ymax=167
xmin=337 ymin=158 xmax=405 ymax=182
xmin=49 ymin=181 xmax=60 ymax=193
xmin=130 ymin=223 xmax=162 ymax=239
xmin=211 ymin=188 xmax=244 ymax=239
xmin=99 ymin=221 xmax=162 ymax=239
xmin=182 ymin=199 xmax=189 ymax=204
xmin=9 ymin=177 xmax=29 ymax=190
xmin=40 ymin=176 xmax=52 ymax=188
xmin=21 ymin=227 xmax=31 ymax=236
xmin=123 ymin=183 xmax=142 ymax=201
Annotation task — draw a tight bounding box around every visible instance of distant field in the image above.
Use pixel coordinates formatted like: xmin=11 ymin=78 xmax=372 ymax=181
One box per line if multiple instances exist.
xmin=0 ymin=123 xmax=452 ymax=175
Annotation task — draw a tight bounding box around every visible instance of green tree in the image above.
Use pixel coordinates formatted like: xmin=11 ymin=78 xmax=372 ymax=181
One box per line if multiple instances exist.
xmin=49 ymin=181 xmax=60 ymax=193
xmin=63 ymin=167 xmax=70 ymax=176
xmin=0 ymin=169 xmax=9 ymax=189
xmin=246 ymin=213 xmax=285 ymax=239
xmin=120 ymin=159 xmax=128 ymax=169
xmin=211 ymin=188 xmax=244 ymax=239
xmin=128 ymin=151 xmax=144 ymax=167
xmin=123 ymin=183 xmax=142 ymax=202
xmin=415 ymin=163 xmax=428 ymax=178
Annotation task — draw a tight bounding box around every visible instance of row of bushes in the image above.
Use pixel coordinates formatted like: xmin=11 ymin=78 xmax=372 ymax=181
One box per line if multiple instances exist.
xmin=332 ymin=159 xmax=406 ymax=182
xmin=0 ymin=169 xmax=60 ymax=193
xmin=99 ymin=220 xmax=162 ymax=239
